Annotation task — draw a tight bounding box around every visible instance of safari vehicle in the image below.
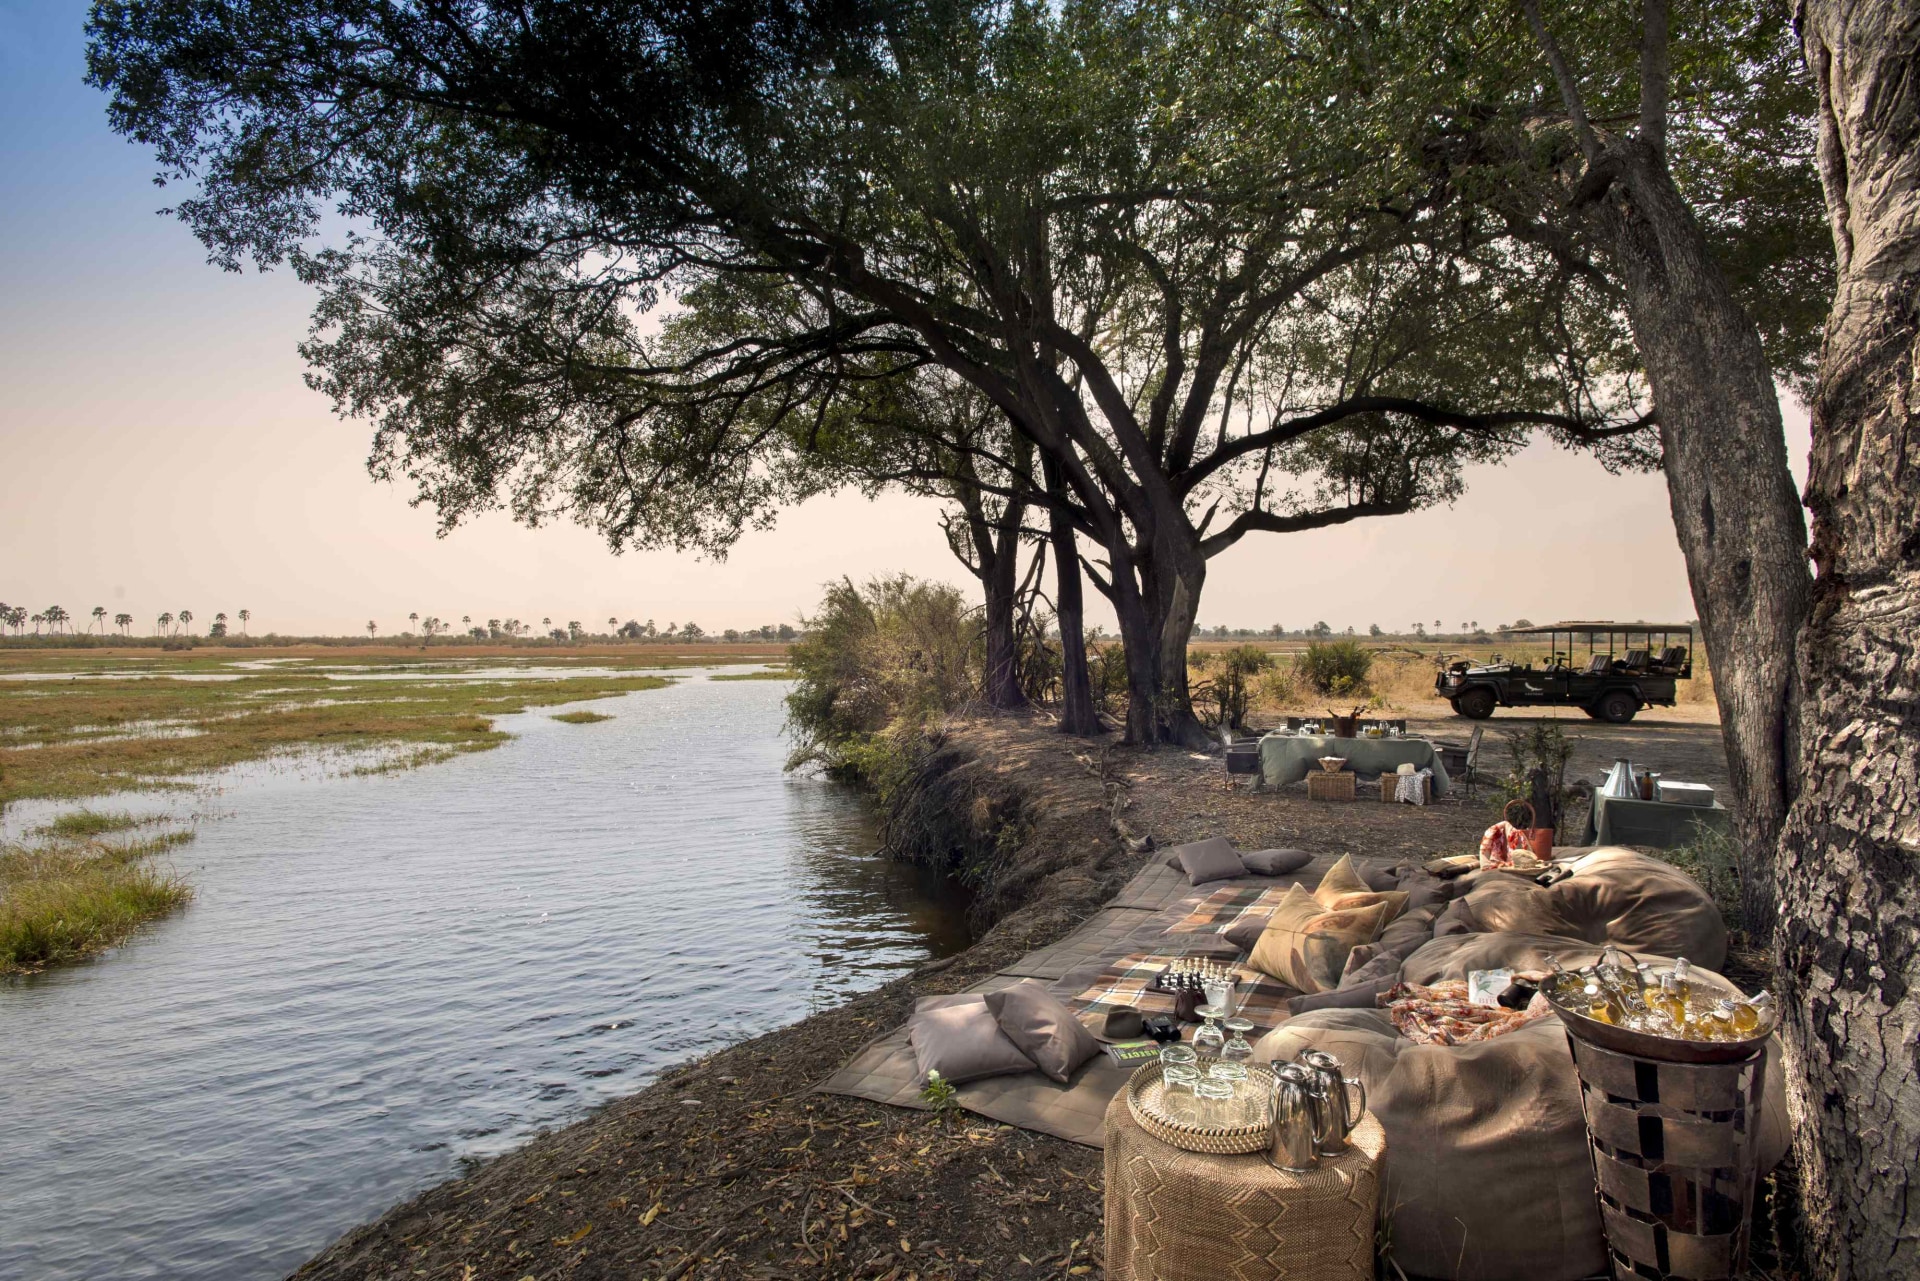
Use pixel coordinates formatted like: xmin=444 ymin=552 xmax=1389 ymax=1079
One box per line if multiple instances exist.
xmin=1435 ymin=622 xmax=1694 ymax=723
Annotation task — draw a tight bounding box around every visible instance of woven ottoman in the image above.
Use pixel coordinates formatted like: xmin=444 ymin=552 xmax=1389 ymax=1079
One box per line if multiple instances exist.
xmin=1103 ymin=1090 xmax=1385 ymax=1280
xmin=1307 ymin=770 xmax=1356 ymax=802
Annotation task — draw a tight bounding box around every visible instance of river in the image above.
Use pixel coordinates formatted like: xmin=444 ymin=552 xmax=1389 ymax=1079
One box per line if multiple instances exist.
xmin=0 ymin=670 xmax=970 ymax=1280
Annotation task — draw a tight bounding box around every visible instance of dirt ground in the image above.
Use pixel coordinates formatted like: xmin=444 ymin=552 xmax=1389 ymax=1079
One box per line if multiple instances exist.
xmin=293 ymin=707 xmax=1733 ymax=1281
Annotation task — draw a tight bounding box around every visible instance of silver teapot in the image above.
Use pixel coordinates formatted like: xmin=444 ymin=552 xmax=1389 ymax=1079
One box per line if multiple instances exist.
xmin=1298 ymin=1049 xmax=1367 ymax=1155
xmin=1266 ymin=1063 xmax=1331 ymax=1172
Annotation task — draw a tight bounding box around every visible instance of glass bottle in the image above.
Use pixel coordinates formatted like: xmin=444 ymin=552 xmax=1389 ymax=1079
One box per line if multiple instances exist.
xmin=1728 ymin=991 xmax=1771 ymax=1036
xmin=1582 ymin=980 xmax=1621 ymax=1025
xmin=1655 ymin=974 xmax=1689 ymax=1030
xmin=1669 ymin=957 xmax=1694 ymax=1005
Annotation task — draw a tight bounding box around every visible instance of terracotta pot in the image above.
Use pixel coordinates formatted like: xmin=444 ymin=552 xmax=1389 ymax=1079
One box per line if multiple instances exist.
xmin=1528 ymin=828 xmax=1555 ymax=860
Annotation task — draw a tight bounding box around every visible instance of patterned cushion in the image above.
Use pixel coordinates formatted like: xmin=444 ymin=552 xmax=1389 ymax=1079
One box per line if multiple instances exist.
xmin=1247 ymin=883 xmax=1391 ymax=993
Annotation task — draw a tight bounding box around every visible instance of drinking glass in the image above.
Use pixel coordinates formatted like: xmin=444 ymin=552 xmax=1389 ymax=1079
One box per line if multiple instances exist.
xmin=1222 ymin=1017 xmax=1256 ymax=1063
xmin=1192 ymin=1078 xmax=1235 ymax=1126
xmin=1162 ymin=1063 xmax=1202 ymax=1122
xmin=1193 ymin=1003 xmax=1227 ymax=1057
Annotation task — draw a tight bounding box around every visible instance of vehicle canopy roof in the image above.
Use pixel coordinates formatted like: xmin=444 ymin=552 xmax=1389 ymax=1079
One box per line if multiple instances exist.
xmin=1506 ymin=621 xmax=1694 ymax=635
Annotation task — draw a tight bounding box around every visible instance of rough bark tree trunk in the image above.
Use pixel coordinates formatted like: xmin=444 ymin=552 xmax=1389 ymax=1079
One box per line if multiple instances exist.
xmin=1590 ymin=148 xmax=1813 ymax=932
xmin=1777 ymin=5 xmax=1920 ymax=1272
xmin=1044 ymin=465 xmax=1101 ymax=736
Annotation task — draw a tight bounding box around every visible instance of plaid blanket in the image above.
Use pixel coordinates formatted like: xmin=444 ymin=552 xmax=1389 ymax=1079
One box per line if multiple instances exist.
xmin=1068 ymin=952 xmax=1296 ymax=1033
xmin=1163 ymin=885 xmax=1292 ymax=935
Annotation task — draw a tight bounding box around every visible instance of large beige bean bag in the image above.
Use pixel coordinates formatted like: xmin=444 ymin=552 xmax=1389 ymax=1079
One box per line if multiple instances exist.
xmin=1455 ymin=848 xmax=1728 ymax=969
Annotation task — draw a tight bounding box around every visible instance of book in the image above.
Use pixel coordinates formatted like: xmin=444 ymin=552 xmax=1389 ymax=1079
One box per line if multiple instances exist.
xmin=1103 ymin=1040 xmax=1163 ymax=1068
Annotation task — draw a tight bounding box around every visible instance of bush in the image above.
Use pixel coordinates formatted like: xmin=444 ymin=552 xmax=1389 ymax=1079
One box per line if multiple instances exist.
xmin=1295 ymin=640 xmax=1373 ymax=695
xmin=783 ymin=575 xmax=976 ymax=781
xmin=1191 ymin=645 xmax=1274 ymax=729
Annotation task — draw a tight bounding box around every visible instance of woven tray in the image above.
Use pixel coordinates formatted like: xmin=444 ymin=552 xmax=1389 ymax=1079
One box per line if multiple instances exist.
xmin=1125 ymin=1060 xmax=1276 ymax=1155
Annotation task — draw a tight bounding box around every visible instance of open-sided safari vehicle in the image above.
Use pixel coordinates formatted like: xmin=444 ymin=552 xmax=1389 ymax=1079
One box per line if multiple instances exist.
xmin=1436 ymin=622 xmax=1694 ymax=722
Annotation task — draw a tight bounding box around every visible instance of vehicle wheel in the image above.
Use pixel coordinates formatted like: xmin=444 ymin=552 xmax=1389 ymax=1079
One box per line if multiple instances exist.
xmin=1598 ymin=690 xmax=1639 ymax=724
xmin=1455 ymin=687 xmax=1496 ymax=720
xmin=1582 ymin=705 xmax=1605 ymax=719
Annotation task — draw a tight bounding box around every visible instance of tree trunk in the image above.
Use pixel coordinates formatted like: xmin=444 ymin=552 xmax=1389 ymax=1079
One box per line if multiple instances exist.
xmin=1592 ymin=145 xmax=1812 ymax=931
xmin=1045 ymin=477 xmax=1101 ymax=736
xmin=979 ymin=536 xmax=1027 ymax=711
xmin=1777 ymin=6 xmax=1920 ymax=1272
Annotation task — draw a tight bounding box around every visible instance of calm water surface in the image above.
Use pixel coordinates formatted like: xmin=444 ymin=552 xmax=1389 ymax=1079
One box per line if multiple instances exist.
xmin=0 ymin=672 xmax=969 ymax=1280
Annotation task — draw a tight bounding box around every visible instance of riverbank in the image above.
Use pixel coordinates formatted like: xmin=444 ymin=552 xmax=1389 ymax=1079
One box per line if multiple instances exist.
xmin=301 ymin=708 xmax=1627 ymax=1279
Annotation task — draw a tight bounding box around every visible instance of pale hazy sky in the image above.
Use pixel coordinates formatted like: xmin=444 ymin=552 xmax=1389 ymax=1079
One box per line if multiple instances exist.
xmin=0 ymin=2 xmax=1811 ymax=638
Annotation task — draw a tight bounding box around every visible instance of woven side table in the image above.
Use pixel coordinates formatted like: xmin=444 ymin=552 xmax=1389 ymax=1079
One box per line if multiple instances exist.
xmin=1103 ymin=1090 xmax=1385 ymax=1281
xmin=1307 ymin=770 xmax=1356 ymax=802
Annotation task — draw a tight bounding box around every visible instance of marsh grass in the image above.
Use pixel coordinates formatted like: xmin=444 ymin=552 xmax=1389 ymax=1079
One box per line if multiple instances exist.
xmin=32 ymin=808 xmax=159 ymax=840
xmin=708 ymin=669 xmax=794 ymax=681
xmin=0 ymin=658 xmax=672 ymax=804
xmin=550 ymin=710 xmax=613 ymax=724
xmin=1 ymin=830 xmax=195 ymax=973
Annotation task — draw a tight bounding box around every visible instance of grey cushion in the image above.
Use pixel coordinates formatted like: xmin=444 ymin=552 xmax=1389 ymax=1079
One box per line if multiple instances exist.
xmin=1240 ymin=847 xmax=1314 ymax=876
xmin=1288 ymin=977 xmax=1396 ymax=1015
xmin=1396 ymin=870 xmax=1454 ymax=914
xmin=907 ymin=994 xmax=1037 ymax=1085
xmin=1223 ymin=913 xmax=1270 ymax=954
xmin=1363 ymin=865 xmax=1399 ymax=891
xmin=984 ymin=980 xmax=1101 ymax=1083
xmin=1168 ymin=836 xmax=1246 ymax=885
xmin=1376 ymin=907 xmax=1439 ymax=961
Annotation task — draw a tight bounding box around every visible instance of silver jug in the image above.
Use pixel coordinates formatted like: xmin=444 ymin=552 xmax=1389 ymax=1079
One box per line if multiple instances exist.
xmin=1298 ymin=1049 xmax=1367 ymax=1155
xmin=1603 ymin=758 xmax=1639 ymax=800
xmin=1266 ymin=1063 xmax=1330 ymax=1172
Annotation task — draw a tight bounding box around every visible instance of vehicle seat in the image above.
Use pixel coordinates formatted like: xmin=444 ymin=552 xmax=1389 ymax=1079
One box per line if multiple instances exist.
xmin=1657 ymin=645 xmax=1688 ymax=670
xmin=1622 ymin=648 xmax=1649 ymax=669
xmin=1583 ymin=654 xmax=1610 ymax=675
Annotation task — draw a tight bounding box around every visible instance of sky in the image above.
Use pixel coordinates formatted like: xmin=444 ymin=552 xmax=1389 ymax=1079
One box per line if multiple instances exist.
xmin=0 ymin=1 xmax=1812 ymax=639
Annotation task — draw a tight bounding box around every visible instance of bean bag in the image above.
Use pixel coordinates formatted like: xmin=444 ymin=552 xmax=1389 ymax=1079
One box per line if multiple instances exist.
xmin=1454 ymin=848 xmax=1728 ymax=969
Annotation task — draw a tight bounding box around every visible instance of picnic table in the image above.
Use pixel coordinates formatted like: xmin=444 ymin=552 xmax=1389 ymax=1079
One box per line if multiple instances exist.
xmin=1581 ymin=791 xmax=1731 ymax=849
xmin=1257 ymin=733 xmax=1451 ymax=795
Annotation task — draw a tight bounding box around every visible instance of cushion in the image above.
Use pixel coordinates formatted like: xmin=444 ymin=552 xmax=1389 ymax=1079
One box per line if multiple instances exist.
xmin=1312 ymin=853 xmax=1374 ymax=906
xmin=1222 ymin=912 xmax=1270 ymax=954
xmin=1375 ymin=907 xmax=1439 ymax=962
xmin=983 ymin=980 xmax=1101 ymax=1083
xmin=1247 ymin=883 xmax=1391 ymax=993
xmin=1240 ymin=847 xmax=1313 ymax=876
xmin=1167 ymin=836 xmax=1246 ymax=885
xmin=1452 ymin=847 xmax=1729 ymax=968
xmin=1395 ymin=869 xmax=1454 ymax=913
xmin=907 ymin=994 xmax=1037 ymax=1085
xmin=1325 ymin=887 xmax=1410 ymax=925
xmin=1288 ymin=976 xmax=1398 ymax=1015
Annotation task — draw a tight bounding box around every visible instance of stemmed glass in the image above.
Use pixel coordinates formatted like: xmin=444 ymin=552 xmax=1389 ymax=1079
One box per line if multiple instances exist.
xmin=1192 ymin=1003 xmax=1227 ymax=1058
xmin=1221 ymin=1017 xmax=1256 ymax=1065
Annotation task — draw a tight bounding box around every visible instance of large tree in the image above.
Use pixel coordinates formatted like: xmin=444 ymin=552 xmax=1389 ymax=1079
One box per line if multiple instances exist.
xmin=89 ymin=0 xmax=1658 ymax=745
xmin=1775 ymin=1 xmax=1920 ymax=1272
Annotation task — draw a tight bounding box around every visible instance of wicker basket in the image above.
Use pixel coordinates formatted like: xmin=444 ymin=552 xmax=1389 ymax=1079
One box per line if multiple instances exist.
xmin=1308 ymin=770 xmax=1356 ymax=802
xmin=1125 ymin=1061 xmax=1276 ymax=1155
xmin=1379 ymin=774 xmax=1432 ymax=803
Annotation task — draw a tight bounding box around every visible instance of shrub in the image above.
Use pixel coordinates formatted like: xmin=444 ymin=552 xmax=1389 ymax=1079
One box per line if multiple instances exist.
xmin=1191 ymin=645 xmax=1274 ymax=729
xmin=1295 ymin=639 xmax=1373 ymax=695
xmin=784 ymin=575 xmax=976 ymax=780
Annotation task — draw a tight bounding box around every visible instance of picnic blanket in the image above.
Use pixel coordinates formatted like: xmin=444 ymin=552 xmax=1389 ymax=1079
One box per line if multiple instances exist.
xmin=1160 ymin=884 xmax=1291 ymax=935
xmin=1070 ymin=952 xmax=1295 ymax=1033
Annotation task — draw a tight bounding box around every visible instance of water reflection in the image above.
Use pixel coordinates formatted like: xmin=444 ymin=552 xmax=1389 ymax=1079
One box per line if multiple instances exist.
xmin=0 ymin=673 xmax=969 ymax=1281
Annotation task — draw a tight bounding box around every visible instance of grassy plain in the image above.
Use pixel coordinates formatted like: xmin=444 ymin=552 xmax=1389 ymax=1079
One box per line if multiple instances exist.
xmin=0 ymin=647 xmax=690 ymax=805
xmin=549 ymin=710 xmax=613 ymax=724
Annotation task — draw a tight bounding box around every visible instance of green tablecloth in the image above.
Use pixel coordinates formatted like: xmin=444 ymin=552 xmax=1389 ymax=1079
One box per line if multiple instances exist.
xmin=1257 ymin=734 xmax=1451 ymax=795
xmin=1581 ymin=793 xmax=1731 ymax=848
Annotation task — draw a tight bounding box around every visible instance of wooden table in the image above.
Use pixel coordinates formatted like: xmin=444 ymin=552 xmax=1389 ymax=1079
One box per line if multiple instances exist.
xmin=1103 ymin=1091 xmax=1386 ymax=1281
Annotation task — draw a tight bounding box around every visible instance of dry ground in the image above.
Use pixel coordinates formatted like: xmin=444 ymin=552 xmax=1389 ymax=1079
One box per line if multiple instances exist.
xmin=292 ymin=707 xmax=1733 ymax=1281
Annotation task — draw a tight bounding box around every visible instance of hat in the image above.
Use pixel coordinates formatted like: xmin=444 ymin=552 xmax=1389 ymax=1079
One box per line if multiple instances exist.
xmin=1397 ymin=762 xmax=1417 ymax=776
xmin=1100 ymin=1006 xmax=1144 ymax=1041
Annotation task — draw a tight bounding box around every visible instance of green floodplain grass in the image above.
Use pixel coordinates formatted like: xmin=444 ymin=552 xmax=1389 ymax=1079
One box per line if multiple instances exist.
xmin=708 ymin=669 xmax=795 ymax=681
xmin=0 ymin=651 xmax=675 ymax=805
xmin=1 ymin=829 xmax=196 ymax=974
xmin=550 ymin=710 xmax=614 ymax=724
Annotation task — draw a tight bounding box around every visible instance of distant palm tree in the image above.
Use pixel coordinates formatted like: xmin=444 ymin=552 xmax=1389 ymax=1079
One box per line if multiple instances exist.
xmin=178 ymin=609 xmax=194 ymax=636
xmin=409 ymin=611 xmax=419 ymax=634
xmin=31 ymin=611 xmax=44 ymax=635
xmin=366 ymin=619 xmax=377 ymax=639
xmin=158 ymin=611 xmax=173 ymax=636
xmin=238 ymin=609 xmax=250 ymax=635
xmin=542 ymin=617 xmax=551 ymax=628
xmin=45 ymin=605 xmax=70 ymax=634
xmin=115 ymin=612 xmax=133 ymax=635
xmin=92 ymin=606 xmax=107 ymax=634
xmin=607 ymin=616 xmax=617 ymax=635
